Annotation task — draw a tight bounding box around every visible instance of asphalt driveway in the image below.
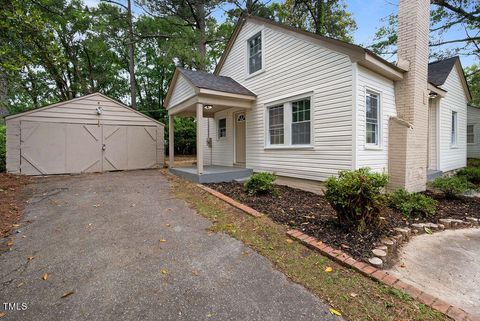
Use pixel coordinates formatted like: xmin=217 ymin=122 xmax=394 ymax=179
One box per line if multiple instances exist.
xmin=0 ymin=170 xmax=340 ymax=321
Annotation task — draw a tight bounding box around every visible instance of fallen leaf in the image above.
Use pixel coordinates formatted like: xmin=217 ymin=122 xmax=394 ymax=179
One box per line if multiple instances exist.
xmin=0 ymin=312 xmax=5 ymax=318
xmin=166 ymin=224 xmax=171 ymax=228
xmin=400 ymin=263 xmax=406 ymax=268
xmin=166 ymin=208 xmax=172 ymax=211
xmin=12 ymin=224 xmax=20 ymax=228
xmin=191 ymin=270 xmax=200 ymax=276
xmin=207 ymin=312 xmax=214 ymax=318
xmin=61 ymin=290 xmax=75 ymax=298
xmin=92 ymin=204 xmax=100 ymax=208
xmin=424 ymin=227 xmax=433 ymax=235
xmin=329 ymin=308 xmax=342 ymax=316
xmin=350 ymin=292 xmax=358 ymax=298
xmin=324 ymin=266 xmax=333 ymax=273
xmin=27 ymin=256 xmax=35 ymax=261
xmin=131 ymin=203 xmax=136 ymax=207
xmin=17 ymin=282 xmax=24 ymax=288
xmin=7 ymin=239 xmax=13 ymax=247
xmin=286 ymin=239 xmax=294 ymax=244
xmin=41 ymin=273 xmax=48 ymax=281
xmin=161 ymin=269 xmax=169 ymax=275
xmin=160 ymin=239 xmax=167 ymax=243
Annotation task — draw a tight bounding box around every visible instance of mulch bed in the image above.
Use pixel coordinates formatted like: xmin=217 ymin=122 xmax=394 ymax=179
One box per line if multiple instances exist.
xmin=0 ymin=173 xmax=31 ymax=238
xmin=207 ymin=182 xmax=480 ymax=261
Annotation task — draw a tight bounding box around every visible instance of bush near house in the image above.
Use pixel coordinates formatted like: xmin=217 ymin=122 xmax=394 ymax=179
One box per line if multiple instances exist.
xmin=0 ymin=125 xmax=6 ymax=172
xmin=325 ymin=168 xmax=388 ymax=232
xmin=457 ymin=167 xmax=480 ymax=185
xmin=388 ymin=189 xmax=437 ymax=219
xmin=244 ymin=172 xmax=277 ymax=196
xmin=428 ymin=176 xmax=475 ymax=198
xmin=467 ymin=158 xmax=480 ymax=168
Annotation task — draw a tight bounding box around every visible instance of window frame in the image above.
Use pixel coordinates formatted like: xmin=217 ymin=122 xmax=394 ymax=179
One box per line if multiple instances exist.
xmin=467 ymin=124 xmax=475 ymax=145
xmin=364 ymin=89 xmax=382 ymax=149
xmin=217 ymin=117 xmax=227 ymax=140
xmin=451 ymin=111 xmax=458 ymax=147
xmin=246 ymin=30 xmax=264 ymax=78
xmin=264 ymin=92 xmax=314 ymax=149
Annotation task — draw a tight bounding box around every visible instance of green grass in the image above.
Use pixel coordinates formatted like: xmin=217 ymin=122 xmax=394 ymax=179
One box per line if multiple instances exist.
xmin=169 ymin=172 xmax=450 ymax=321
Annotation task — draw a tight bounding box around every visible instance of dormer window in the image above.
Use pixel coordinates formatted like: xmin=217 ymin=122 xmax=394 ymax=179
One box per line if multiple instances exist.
xmin=248 ymin=32 xmax=262 ymax=74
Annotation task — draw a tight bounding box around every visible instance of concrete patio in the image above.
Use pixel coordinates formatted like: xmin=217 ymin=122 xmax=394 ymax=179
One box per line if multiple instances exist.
xmin=170 ymin=165 xmax=252 ymax=183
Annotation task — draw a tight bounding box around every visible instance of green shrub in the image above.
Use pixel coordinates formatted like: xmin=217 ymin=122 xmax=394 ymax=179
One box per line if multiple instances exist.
xmin=428 ymin=176 xmax=475 ymax=198
xmin=467 ymin=158 xmax=480 ymax=168
xmin=389 ymin=189 xmax=437 ymax=218
xmin=244 ymin=172 xmax=277 ymax=195
xmin=0 ymin=125 xmax=5 ymax=172
xmin=457 ymin=167 xmax=480 ymax=185
xmin=324 ymin=168 xmax=388 ymax=231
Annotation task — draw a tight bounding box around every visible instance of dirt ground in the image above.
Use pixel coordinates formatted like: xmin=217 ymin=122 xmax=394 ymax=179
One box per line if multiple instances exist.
xmin=0 ymin=173 xmax=30 ymax=239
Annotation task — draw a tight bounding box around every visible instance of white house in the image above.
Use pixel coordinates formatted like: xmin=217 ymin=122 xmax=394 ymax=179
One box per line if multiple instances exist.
xmin=165 ymin=0 xmax=472 ymax=192
xmin=467 ymin=105 xmax=480 ymax=159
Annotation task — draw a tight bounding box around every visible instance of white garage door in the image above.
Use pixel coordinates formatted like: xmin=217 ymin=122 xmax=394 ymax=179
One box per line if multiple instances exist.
xmin=20 ymin=121 xmax=158 ymax=175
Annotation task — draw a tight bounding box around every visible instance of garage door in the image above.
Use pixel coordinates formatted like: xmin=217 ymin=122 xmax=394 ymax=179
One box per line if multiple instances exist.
xmin=20 ymin=121 xmax=158 ymax=175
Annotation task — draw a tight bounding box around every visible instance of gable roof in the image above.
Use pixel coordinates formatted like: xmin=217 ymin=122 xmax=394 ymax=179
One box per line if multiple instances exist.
xmin=428 ymin=56 xmax=472 ymax=102
xmin=5 ymin=92 xmax=164 ymax=126
xmin=428 ymin=57 xmax=459 ymax=86
xmin=215 ymin=14 xmax=405 ymax=80
xmin=178 ymin=68 xmax=256 ymax=96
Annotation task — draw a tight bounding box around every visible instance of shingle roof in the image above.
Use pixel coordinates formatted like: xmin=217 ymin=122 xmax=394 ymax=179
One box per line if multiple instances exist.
xmin=428 ymin=57 xmax=459 ymax=86
xmin=178 ymin=68 xmax=256 ymax=97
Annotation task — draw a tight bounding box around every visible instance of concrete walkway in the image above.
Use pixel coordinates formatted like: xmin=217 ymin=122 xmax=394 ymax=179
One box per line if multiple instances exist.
xmin=0 ymin=170 xmax=340 ymax=321
xmin=388 ymin=229 xmax=480 ymax=317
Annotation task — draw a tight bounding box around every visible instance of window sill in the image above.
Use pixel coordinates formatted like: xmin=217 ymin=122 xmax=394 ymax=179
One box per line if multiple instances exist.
xmin=245 ymin=69 xmax=265 ymax=80
xmin=264 ymin=145 xmax=314 ymax=150
xmin=450 ymin=145 xmax=459 ymax=149
xmin=365 ymin=145 xmax=383 ymax=151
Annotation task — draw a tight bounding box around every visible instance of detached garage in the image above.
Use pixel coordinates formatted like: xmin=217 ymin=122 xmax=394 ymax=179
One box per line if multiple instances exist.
xmin=6 ymin=93 xmax=165 ymax=175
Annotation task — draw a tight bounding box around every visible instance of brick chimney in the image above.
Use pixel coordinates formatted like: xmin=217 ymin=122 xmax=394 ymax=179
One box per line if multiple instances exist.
xmin=389 ymin=0 xmax=430 ymax=192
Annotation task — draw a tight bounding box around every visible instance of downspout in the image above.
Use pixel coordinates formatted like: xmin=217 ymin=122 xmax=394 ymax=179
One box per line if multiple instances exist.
xmin=351 ymin=62 xmax=358 ymax=170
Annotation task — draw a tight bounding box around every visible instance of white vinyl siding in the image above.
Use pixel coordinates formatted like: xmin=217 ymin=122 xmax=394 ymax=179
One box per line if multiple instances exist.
xmin=210 ymin=20 xmax=354 ymax=181
xmin=356 ymin=66 xmax=396 ymax=173
xmin=168 ymin=74 xmax=195 ymax=107
xmin=438 ymin=65 xmax=467 ymax=171
xmin=467 ymin=106 xmax=480 ymax=158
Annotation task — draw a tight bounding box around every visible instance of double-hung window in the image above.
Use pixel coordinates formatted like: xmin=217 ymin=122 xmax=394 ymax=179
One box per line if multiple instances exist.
xmin=365 ymin=91 xmax=380 ymax=146
xmin=451 ymin=111 xmax=458 ymax=146
xmin=248 ymin=32 xmax=262 ymax=74
xmin=266 ymin=96 xmax=312 ymax=147
xmin=467 ymin=125 xmax=475 ymax=144
xmin=218 ymin=118 xmax=226 ymax=139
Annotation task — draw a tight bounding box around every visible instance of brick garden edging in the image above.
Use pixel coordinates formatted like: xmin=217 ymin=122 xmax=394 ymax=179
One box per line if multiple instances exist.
xmin=287 ymin=229 xmax=479 ymax=321
xmin=196 ymin=183 xmax=478 ymax=321
xmin=196 ymin=184 xmax=263 ymax=218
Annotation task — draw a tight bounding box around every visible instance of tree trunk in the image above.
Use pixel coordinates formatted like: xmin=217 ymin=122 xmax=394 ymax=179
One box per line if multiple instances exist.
xmin=196 ymin=0 xmax=207 ymax=71
xmin=127 ymin=0 xmax=136 ymax=109
xmin=315 ymin=0 xmax=325 ymax=35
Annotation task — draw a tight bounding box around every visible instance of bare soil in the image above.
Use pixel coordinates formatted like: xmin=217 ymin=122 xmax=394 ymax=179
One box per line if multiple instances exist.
xmin=0 ymin=173 xmax=30 ymax=238
xmin=207 ymin=182 xmax=480 ymax=261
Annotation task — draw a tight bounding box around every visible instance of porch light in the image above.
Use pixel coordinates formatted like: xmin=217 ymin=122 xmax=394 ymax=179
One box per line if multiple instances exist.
xmin=428 ymin=92 xmax=438 ymax=99
xmin=204 ymin=105 xmax=213 ymax=110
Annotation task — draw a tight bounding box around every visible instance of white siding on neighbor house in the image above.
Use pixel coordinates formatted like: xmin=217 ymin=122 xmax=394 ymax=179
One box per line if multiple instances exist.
xmin=438 ymin=66 xmax=468 ymax=171
xmin=355 ymin=65 xmax=397 ymax=173
xmin=169 ymin=74 xmax=195 ymax=107
xmin=211 ymin=20 xmax=354 ymax=181
xmin=467 ymin=105 xmax=480 ymax=158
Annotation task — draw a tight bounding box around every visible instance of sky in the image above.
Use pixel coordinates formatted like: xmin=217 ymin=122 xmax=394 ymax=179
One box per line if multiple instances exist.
xmin=85 ymin=0 xmax=477 ymax=67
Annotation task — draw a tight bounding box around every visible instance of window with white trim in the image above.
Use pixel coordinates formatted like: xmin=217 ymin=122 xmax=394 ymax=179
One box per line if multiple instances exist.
xmin=218 ymin=118 xmax=226 ymax=139
xmin=248 ymin=32 xmax=262 ymax=74
xmin=451 ymin=111 xmax=458 ymax=146
xmin=365 ymin=91 xmax=380 ymax=146
xmin=467 ymin=125 xmax=475 ymax=144
xmin=266 ymin=96 xmax=312 ymax=147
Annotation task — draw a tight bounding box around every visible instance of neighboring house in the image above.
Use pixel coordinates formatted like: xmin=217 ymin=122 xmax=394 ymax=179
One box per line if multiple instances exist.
xmin=467 ymin=105 xmax=480 ymax=159
xmin=165 ymin=0 xmax=472 ymax=192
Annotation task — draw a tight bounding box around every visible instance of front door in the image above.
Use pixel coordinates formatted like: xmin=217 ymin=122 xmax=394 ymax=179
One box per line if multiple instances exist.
xmin=235 ymin=112 xmax=246 ymax=165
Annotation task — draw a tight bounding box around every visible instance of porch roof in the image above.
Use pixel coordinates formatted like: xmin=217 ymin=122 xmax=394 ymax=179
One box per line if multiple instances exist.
xmin=165 ymin=68 xmax=256 ymax=117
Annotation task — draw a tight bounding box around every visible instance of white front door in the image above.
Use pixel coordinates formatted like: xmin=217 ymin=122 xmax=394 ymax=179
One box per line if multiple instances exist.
xmin=235 ymin=112 xmax=246 ymax=165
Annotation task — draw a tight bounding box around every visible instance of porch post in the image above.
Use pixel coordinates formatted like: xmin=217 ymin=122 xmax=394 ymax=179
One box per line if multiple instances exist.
xmin=196 ymin=103 xmax=204 ymax=175
xmin=169 ymin=114 xmax=174 ymax=168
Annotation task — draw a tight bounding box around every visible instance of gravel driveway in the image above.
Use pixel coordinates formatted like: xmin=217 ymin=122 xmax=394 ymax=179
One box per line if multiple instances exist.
xmin=0 ymin=170 xmax=340 ymax=321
